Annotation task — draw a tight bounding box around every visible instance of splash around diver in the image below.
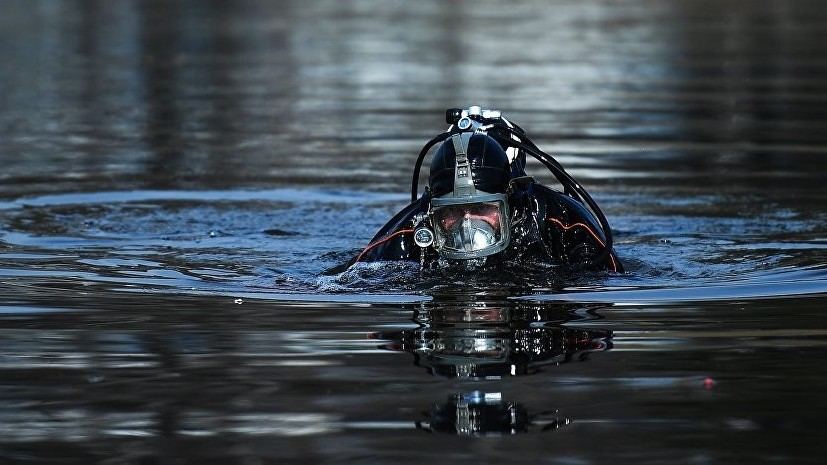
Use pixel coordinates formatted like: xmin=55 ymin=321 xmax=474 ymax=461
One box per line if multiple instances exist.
xmin=334 ymin=106 xmax=623 ymax=274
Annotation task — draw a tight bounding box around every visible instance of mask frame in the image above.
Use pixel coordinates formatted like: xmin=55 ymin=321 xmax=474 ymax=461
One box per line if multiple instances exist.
xmin=428 ymin=193 xmax=511 ymax=259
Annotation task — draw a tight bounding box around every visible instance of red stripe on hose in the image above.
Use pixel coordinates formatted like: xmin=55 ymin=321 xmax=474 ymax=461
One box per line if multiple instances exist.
xmin=546 ymin=217 xmax=619 ymax=272
xmin=353 ymin=229 xmax=414 ymax=264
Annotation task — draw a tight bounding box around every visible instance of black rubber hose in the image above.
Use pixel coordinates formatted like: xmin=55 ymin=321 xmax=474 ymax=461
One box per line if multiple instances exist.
xmin=488 ymin=130 xmax=614 ymax=267
xmin=410 ymin=131 xmax=452 ymax=202
xmin=496 ymin=134 xmax=613 ymax=239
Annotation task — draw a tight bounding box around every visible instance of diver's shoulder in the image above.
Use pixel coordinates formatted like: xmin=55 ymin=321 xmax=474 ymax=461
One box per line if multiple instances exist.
xmin=367 ymin=196 xmax=428 ymax=241
xmin=513 ymin=178 xmax=565 ymax=199
xmin=518 ymin=180 xmax=598 ymax=218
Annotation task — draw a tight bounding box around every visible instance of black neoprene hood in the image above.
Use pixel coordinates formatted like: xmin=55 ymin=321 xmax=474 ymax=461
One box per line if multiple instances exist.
xmin=428 ymin=134 xmax=511 ymax=197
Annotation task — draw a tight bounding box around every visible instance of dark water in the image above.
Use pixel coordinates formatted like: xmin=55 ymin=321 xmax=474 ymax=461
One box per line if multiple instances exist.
xmin=2 ymin=0 xmax=827 ymax=463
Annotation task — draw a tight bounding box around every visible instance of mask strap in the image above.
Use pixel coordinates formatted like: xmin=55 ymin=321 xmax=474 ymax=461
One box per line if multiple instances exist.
xmin=451 ymin=133 xmax=476 ymax=197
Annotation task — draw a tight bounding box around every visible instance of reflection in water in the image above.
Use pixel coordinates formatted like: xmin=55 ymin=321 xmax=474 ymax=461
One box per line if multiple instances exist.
xmin=378 ymin=299 xmax=612 ymax=435
xmin=378 ymin=299 xmax=612 ymax=379
xmin=417 ymin=391 xmax=568 ymax=437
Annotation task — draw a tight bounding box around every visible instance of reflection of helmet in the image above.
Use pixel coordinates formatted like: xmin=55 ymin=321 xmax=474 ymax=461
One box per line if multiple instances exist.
xmin=416 ymin=391 xmax=569 ymax=436
xmin=418 ymin=392 xmax=530 ymax=436
xmin=429 ymin=134 xmax=511 ymax=197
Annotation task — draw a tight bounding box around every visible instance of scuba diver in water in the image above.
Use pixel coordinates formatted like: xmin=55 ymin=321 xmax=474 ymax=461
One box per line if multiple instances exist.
xmin=345 ymin=105 xmax=622 ymax=272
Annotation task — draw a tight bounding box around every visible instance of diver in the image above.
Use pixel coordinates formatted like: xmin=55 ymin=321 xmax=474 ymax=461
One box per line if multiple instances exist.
xmin=345 ymin=105 xmax=622 ymax=272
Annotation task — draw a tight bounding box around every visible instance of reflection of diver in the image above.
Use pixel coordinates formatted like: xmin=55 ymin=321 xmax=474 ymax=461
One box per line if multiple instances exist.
xmin=377 ymin=301 xmax=612 ymax=379
xmin=344 ymin=105 xmax=622 ymax=272
xmin=374 ymin=300 xmax=611 ymax=436
xmin=417 ymin=391 xmax=569 ymax=436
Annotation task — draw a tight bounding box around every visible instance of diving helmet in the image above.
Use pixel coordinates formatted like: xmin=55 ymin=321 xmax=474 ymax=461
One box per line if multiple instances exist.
xmin=421 ymin=133 xmax=512 ymax=260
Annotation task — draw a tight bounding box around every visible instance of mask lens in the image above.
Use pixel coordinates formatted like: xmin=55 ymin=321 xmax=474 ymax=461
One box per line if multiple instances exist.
xmin=437 ymin=203 xmax=501 ymax=230
xmin=431 ymin=201 xmax=507 ymax=256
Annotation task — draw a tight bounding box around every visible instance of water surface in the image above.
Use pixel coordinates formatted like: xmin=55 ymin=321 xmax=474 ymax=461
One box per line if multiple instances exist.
xmin=1 ymin=0 xmax=826 ymax=463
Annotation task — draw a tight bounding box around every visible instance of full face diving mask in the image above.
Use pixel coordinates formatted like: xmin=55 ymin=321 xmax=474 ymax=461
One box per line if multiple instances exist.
xmin=418 ymin=133 xmax=511 ymax=260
